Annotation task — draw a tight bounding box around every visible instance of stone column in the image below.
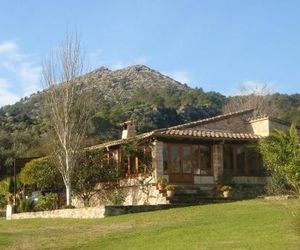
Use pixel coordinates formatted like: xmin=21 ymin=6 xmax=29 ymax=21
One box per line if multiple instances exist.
xmin=6 ymin=204 xmax=13 ymax=220
xmin=212 ymin=144 xmax=224 ymax=182
xmin=152 ymin=140 xmax=164 ymax=182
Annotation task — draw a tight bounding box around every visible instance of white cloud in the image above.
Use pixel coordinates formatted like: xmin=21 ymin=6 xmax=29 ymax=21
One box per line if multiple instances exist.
xmin=0 ymin=77 xmax=20 ymax=106
xmin=0 ymin=41 xmax=18 ymax=54
xmin=0 ymin=90 xmax=19 ymax=107
xmin=163 ymin=70 xmax=191 ymax=84
xmin=0 ymin=40 xmax=41 ymax=106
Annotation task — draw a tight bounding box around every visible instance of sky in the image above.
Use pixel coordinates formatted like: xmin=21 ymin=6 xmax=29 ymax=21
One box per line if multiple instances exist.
xmin=0 ymin=0 xmax=300 ymax=107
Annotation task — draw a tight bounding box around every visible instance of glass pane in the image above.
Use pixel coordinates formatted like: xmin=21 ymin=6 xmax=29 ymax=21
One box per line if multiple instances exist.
xmin=182 ymin=145 xmax=192 ymax=173
xmin=163 ymin=143 xmax=168 ymax=174
xmin=199 ymin=145 xmax=211 ymax=175
xmin=247 ymin=149 xmax=257 ymax=176
xmin=171 ymin=145 xmax=180 ymax=173
xmin=223 ymin=145 xmax=234 ymax=175
xmin=247 ymin=149 xmax=264 ymax=176
xmin=192 ymin=145 xmax=200 ymax=175
xmin=236 ymin=146 xmax=245 ymax=175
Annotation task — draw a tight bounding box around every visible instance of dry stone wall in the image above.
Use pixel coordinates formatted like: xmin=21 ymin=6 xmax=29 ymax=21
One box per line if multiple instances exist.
xmin=7 ymin=207 xmax=105 ymax=220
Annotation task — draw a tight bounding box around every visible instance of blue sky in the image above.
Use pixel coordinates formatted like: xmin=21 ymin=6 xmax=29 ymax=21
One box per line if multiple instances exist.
xmin=0 ymin=0 xmax=300 ymax=106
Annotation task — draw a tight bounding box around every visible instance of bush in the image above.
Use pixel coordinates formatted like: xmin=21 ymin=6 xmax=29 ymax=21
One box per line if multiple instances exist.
xmin=36 ymin=193 xmax=58 ymax=211
xmin=265 ymin=172 xmax=290 ymax=196
xmin=19 ymin=199 xmax=35 ymax=212
xmin=107 ymin=190 xmax=125 ymax=205
xmin=61 ymin=205 xmax=75 ymax=209
xmin=20 ymin=157 xmax=63 ymax=190
xmin=0 ymin=194 xmax=6 ymax=210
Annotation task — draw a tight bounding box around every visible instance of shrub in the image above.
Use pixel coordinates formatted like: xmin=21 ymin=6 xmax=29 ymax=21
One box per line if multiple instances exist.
xmin=19 ymin=199 xmax=35 ymax=212
xmin=20 ymin=157 xmax=63 ymax=190
xmin=259 ymin=123 xmax=300 ymax=193
xmin=166 ymin=185 xmax=175 ymax=191
xmin=107 ymin=189 xmax=125 ymax=205
xmin=220 ymin=185 xmax=232 ymax=192
xmin=157 ymin=176 xmax=167 ymax=184
xmin=61 ymin=205 xmax=75 ymax=209
xmin=0 ymin=194 xmax=6 ymax=210
xmin=36 ymin=193 xmax=58 ymax=211
xmin=265 ymin=172 xmax=290 ymax=196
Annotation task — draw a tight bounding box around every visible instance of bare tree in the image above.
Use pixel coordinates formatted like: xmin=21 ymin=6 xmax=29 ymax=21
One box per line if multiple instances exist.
xmin=42 ymin=33 xmax=93 ymax=205
xmin=223 ymin=83 xmax=273 ymax=115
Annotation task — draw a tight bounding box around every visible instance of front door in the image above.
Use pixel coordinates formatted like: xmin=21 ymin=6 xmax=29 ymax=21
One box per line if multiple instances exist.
xmin=168 ymin=144 xmax=194 ymax=184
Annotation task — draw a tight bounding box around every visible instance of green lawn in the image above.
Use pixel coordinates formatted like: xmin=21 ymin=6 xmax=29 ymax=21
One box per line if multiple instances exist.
xmin=0 ymin=199 xmax=299 ymax=250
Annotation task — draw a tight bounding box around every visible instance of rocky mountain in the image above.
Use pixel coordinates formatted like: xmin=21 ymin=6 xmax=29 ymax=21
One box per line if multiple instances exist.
xmin=82 ymin=65 xmax=188 ymax=104
xmin=0 ymin=65 xmax=225 ymax=152
xmin=0 ymin=64 xmax=300 ymax=177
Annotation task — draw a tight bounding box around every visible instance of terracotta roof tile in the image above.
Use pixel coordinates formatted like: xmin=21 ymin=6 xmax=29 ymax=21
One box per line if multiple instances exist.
xmin=159 ymin=129 xmax=262 ymax=140
xmin=89 ymin=109 xmax=262 ymax=149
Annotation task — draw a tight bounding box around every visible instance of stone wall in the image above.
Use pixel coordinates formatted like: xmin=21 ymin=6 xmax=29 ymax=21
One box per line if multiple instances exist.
xmin=249 ymin=119 xmax=270 ymax=136
xmin=7 ymin=204 xmax=180 ymax=220
xmin=7 ymin=207 xmax=105 ymax=220
xmin=194 ymin=176 xmax=214 ymax=184
xmin=233 ymin=176 xmax=268 ymax=185
xmin=122 ymin=185 xmax=169 ymax=205
xmin=212 ymin=144 xmax=223 ymax=181
xmin=73 ymin=181 xmax=169 ymax=207
xmin=193 ymin=113 xmax=254 ymax=133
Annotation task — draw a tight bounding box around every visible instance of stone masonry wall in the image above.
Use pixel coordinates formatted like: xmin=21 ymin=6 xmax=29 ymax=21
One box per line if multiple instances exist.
xmin=249 ymin=119 xmax=270 ymax=136
xmin=193 ymin=113 xmax=254 ymax=133
xmin=8 ymin=207 xmax=105 ymax=220
xmin=212 ymin=144 xmax=223 ymax=182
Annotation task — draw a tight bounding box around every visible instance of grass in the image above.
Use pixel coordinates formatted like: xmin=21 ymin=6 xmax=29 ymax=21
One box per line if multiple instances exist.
xmin=0 ymin=199 xmax=299 ymax=249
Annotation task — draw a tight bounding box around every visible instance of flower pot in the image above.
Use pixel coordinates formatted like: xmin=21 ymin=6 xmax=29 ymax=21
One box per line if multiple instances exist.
xmin=167 ymin=190 xmax=175 ymax=198
xmin=223 ymin=191 xmax=230 ymax=198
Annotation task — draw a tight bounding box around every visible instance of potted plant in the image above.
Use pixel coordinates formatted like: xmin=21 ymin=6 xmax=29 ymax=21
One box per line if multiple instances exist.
xmin=220 ymin=185 xmax=232 ymax=198
xmin=166 ymin=185 xmax=175 ymax=197
xmin=157 ymin=176 xmax=167 ymax=190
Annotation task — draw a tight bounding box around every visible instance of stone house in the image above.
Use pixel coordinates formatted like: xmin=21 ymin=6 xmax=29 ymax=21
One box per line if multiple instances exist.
xmin=87 ymin=109 xmax=300 ymax=206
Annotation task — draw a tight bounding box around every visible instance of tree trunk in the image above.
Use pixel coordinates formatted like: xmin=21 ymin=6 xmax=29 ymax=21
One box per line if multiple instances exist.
xmin=66 ymin=183 xmax=72 ymax=206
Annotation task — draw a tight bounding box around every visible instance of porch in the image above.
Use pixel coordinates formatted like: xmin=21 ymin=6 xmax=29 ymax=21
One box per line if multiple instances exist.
xmin=153 ymin=140 xmax=267 ymax=186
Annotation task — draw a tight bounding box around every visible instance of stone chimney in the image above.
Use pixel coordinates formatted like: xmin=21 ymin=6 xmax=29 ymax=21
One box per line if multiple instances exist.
xmin=121 ymin=121 xmax=136 ymax=139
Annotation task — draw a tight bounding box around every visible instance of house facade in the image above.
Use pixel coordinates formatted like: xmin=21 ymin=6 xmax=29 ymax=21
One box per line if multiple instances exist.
xmin=87 ymin=109 xmax=299 ymax=206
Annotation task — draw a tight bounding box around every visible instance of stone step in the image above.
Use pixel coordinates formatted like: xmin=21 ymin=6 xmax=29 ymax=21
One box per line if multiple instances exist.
xmin=173 ymin=185 xmax=215 ymax=191
xmin=168 ymin=195 xmax=236 ymax=204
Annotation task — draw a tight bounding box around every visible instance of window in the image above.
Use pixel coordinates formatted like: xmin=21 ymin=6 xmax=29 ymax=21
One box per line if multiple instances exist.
xmin=163 ymin=143 xmax=212 ymax=176
xmin=192 ymin=145 xmax=200 ymax=175
xmin=247 ymin=149 xmax=264 ymax=176
xmin=223 ymin=144 xmax=265 ymax=176
xmin=118 ymin=146 xmax=152 ymax=177
xmin=163 ymin=144 xmax=168 ymax=174
xmin=236 ymin=146 xmax=246 ymax=175
xmin=199 ymin=145 xmax=211 ymax=175
xmin=170 ymin=145 xmax=180 ymax=173
xmin=182 ymin=145 xmax=192 ymax=173
xmin=223 ymin=145 xmax=234 ymax=175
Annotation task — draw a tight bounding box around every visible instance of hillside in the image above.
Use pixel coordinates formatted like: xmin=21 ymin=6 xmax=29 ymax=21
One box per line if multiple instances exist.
xmin=0 ymin=64 xmax=300 ymax=177
xmin=0 ymin=65 xmax=225 ymax=136
xmin=0 ymin=65 xmax=225 ymax=176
